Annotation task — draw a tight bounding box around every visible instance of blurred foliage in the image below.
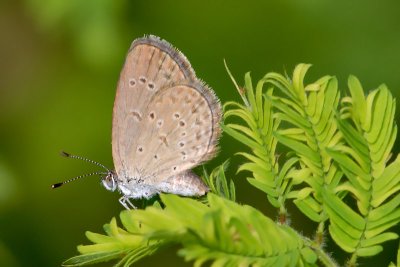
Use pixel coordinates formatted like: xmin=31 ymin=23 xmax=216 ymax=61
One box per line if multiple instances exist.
xmin=25 ymin=0 xmax=127 ymax=67
xmin=2 ymin=0 xmax=400 ymax=266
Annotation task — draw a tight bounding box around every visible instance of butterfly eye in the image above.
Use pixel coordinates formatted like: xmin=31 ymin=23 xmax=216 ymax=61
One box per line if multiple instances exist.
xmin=102 ymin=172 xmax=117 ymax=192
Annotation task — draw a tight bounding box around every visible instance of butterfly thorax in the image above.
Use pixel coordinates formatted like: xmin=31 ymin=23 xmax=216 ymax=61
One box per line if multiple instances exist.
xmin=114 ymin=169 xmax=160 ymax=199
xmin=117 ymin=179 xmax=159 ymax=199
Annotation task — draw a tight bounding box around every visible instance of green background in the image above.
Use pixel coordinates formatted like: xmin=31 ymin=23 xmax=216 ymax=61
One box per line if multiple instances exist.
xmin=1 ymin=0 xmax=400 ymax=266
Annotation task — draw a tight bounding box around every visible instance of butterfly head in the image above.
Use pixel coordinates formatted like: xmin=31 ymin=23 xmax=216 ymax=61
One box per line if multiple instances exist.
xmin=102 ymin=170 xmax=118 ymax=192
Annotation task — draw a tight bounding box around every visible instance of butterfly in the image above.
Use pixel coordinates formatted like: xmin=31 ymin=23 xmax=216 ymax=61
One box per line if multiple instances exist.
xmin=53 ymin=36 xmax=221 ymax=209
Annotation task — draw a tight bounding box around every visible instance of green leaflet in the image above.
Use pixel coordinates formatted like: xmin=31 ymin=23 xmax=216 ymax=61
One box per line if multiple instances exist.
xmin=347 ymin=75 xmax=368 ymax=127
xmin=222 ymin=123 xmax=262 ymax=149
xmin=294 ymin=197 xmax=322 ymax=222
xmin=373 ymin=155 xmax=400 ymax=203
xmin=62 ymin=250 xmax=132 ymax=267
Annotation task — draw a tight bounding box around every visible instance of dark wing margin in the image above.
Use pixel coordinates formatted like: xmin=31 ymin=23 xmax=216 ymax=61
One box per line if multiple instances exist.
xmin=130 ymin=35 xmax=197 ymax=82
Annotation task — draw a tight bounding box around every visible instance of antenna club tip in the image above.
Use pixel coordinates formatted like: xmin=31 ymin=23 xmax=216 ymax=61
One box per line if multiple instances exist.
xmin=60 ymin=151 xmax=71 ymax=157
xmin=51 ymin=183 xmax=63 ymax=189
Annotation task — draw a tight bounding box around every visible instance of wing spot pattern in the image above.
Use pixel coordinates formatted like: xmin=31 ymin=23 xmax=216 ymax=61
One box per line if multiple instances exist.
xmin=148 ymin=82 xmax=155 ymax=90
xmin=139 ymin=76 xmax=147 ymax=83
xmin=129 ymin=78 xmax=136 ymax=87
xmin=130 ymin=110 xmax=142 ymax=121
xmin=159 ymin=135 xmax=169 ymax=146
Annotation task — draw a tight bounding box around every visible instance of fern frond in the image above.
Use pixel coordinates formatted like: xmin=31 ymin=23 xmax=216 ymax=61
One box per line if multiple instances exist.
xmin=62 ymin=217 xmax=160 ymax=266
xmin=65 ymin=193 xmax=330 ymax=267
xmin=263 ymin=64 xmax=342 ymax=243
xmin=201 ymin=160 xmax=236 ymax=201
xmin=324 ymin=76 xmax=400 ymax=265
xmin=223 ymin=70 xmax=296 ymax=220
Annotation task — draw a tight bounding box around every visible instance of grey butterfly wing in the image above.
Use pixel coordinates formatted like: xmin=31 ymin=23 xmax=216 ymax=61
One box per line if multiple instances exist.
xmin=112 ymin=36 xmax=196 ymax=178
xmin=137 ymin=82 xmax=221 ymax=185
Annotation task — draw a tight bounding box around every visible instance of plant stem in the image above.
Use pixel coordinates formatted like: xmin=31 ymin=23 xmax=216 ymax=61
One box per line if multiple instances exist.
xmin=346 ymin=253 xmax=357 ymax=267
xmin=315 ymin=222 xmax=325 ymax=245
xmin=304 ymin=238 xmax=339 ymax=267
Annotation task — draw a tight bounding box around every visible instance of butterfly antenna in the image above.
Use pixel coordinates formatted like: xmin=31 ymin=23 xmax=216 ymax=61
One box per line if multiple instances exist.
xmin=51 ymin=171 xmax=107 ymax=189
xmin=60 ymin=151 xmax=110 ymax=171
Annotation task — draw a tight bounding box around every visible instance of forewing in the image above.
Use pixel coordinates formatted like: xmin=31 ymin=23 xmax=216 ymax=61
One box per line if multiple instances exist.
xmin=112 ymin=36 xmax=196 ymax=176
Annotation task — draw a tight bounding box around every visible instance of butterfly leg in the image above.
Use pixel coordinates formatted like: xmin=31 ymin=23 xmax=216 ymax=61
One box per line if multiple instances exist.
xmin=119 ymin=196 xmax=137 ymax=209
